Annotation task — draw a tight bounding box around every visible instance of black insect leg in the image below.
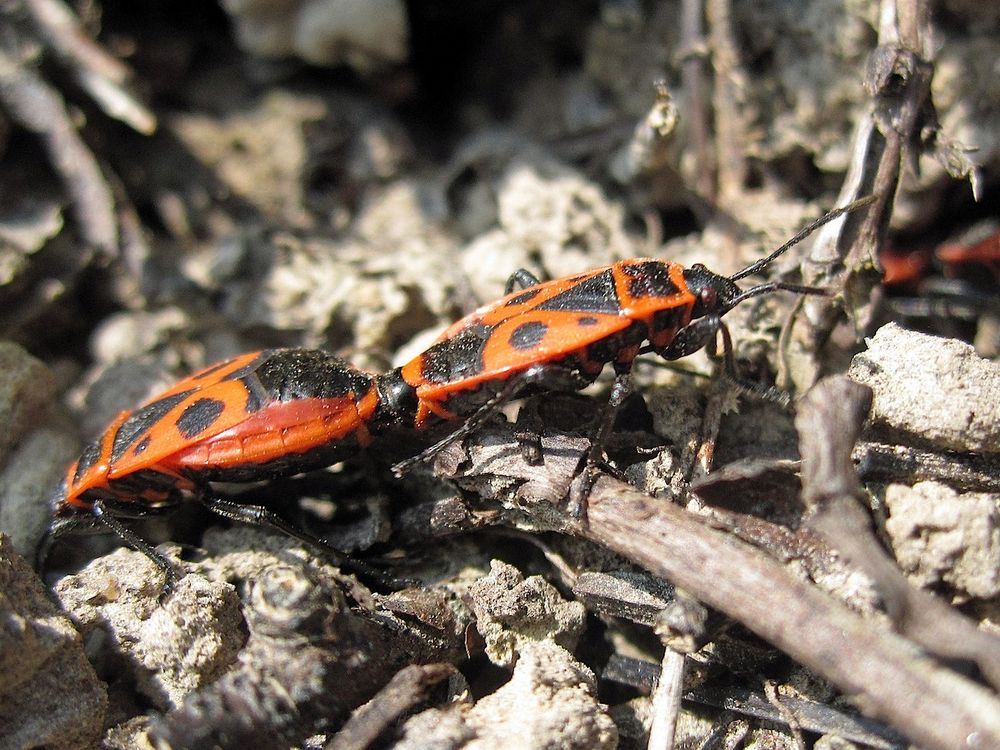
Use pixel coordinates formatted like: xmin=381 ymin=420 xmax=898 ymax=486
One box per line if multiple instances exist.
xmin=391 ymin=373 xmax=533 ymax=476
xmin=91 ymin=500 xmax=180 ymax=597
xmin=658 ymin=314 xmax=724 ymax=362
xmin=201 ymin=493 xmax=331 ymax=549
xmin=505 ymin=269 xmax=542 ymax=294
xmin=198 ymin=494 xmax=414 ymax=590
xmin=513 ymin=397 xmax=545 ymax=465
xmin=566 ymin=366 xmax=634 ymax=521
xmin=392 ymin=365 xmax=592 ymax=476
xmin=659 ymin=316 xmax=791 ymax=405
xmin=35 ymin=516 xmax=75 ymax=577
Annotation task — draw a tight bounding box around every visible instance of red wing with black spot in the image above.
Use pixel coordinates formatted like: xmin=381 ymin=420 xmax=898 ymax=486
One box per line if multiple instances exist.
xmin=61 ymin=350 xmax=380 ymax=510
xmin=111 ymin=349 xmax=379 ymax=477
xmin=402 ymin=260 xmax=697 ymax=400
xmin=100 ymin=351 xmax=276 ymax=479
xmin=60 ymin=351 xmax=270 ymax=509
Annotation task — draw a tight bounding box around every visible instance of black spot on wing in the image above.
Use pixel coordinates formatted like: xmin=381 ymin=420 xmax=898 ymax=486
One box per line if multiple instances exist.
xmin=111 ymin=389 xmax=197 ymax=463
xmin=420 ymin=323 xmax=491 ymax=384
xmin=132 ymin=435 xmax=151 ymax=457
xmin=175 ymin=398 xmax=226 ymax=440
xmin=505 ymin=288 xmax=542 ymax=306
xmin=620 ymin=261 xmax=679 ymax=299
xmin=577 ymin=316 xmax=599 ymax=326
xmin=536 ymin=270 xmax=620 ymax=314
xmin=509 ymin=321 xmax=548 ymax=350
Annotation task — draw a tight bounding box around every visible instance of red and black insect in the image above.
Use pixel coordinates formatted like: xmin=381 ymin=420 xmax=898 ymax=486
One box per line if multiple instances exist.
xmin=384 ymin=199 xmax=873 ymax=494
xmin=43 ymin=200 xmax=871 ymax=588
xmin=43 ymin=348 xmax=395 ymax=592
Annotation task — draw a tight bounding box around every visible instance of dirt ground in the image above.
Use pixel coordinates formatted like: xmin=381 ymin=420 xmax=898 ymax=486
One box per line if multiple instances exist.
xmin=0 ymin=1 xmax=998 ymax=749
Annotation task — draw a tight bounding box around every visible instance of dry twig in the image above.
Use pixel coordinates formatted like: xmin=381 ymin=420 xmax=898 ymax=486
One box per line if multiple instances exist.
xmin=23 ymin=0 xmax=156 ymax=134
xmin=705 ymin=0 xmax=749 ymax=205
xmin=796 ymin=375 xmax=1000 ymax=689
xmin=799 ymin=0 xmax=939 ymax=347
xmin=605 ymin=655 xmax=906 ymax=748
xmin=678 ymin=0 xmax=713 ymax=200
xmin=854 ymin=441 xmax=1000 ymax=494
xmin=647 ymin=648 xmax=684 ymax=750
xmin=325 ymin=664 xmax=456 ymax=750
xmin=439 ymin=421 xmax=1000 ymax=750
xmin=0 ymin=35 xmax=117 ymax=253
xmin=0 ymin=0 xmax=157 ymax=257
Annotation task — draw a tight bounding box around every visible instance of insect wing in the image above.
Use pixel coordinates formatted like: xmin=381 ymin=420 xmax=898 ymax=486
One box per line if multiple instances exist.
xmin=104 ymin=352 xmax=275 ymax=478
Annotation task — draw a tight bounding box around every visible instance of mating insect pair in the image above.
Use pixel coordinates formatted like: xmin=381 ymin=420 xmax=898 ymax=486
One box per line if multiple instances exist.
xmin=42 ymin=199 xmax=871 ymax=592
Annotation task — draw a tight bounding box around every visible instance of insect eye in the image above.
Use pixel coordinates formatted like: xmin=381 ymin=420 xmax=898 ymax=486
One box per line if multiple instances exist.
xmin=700 ymin=286 xmax=717 ymax=309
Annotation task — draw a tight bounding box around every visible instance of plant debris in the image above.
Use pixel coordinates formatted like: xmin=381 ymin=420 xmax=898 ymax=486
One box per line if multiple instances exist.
xmin=0 ymin=1 xmax=998 ymax=748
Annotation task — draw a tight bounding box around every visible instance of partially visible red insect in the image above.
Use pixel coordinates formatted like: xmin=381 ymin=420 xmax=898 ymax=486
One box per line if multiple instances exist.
xmin=386 ymin=199 xmax=874 ymax=504
xmin=881 ymin=226 xmax=1000 ymax=331
xmin=935 ymin=227 xmax=1000 ymax=271
xmin=42 ymin=348 xmax=390 ymax=593
xmin=880 ymin=228 xmax=1000 ymax=290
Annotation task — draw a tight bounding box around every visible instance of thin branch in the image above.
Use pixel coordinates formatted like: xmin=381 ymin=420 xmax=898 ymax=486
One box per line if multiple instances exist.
xmin=705 ymin=0 xmax=749 ymax=205
xmin=678 ymin=0 xmax=713 ymax=200
xmin=584 ymin=475 xmax=1000 ymax=750
xmin=24 ymin=0 xmax=156 ymax=134
xmin=0 ymin=38 xmax=117 ymax=253
xmin=443 ymin=425 xmax=1000 ymax=750
xmin=325 ymin=664 xmax=456 ymax=750
xmin=647 ymin=649 xmax=684 ymax=750
xmin=605 ymin=655 xmax=907 ymax=748
xmin=854 ymin=440 xmax=1000 ymax=494
xmin=796 ymin=375 xmax=1000 ymax=689
xmin=799 ymin=0 xmax=934 ymax=347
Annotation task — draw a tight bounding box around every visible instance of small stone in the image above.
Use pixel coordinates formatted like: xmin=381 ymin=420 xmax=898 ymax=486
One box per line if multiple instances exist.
xmin=468 ymin=560 xmax=587 ymax=667
xmin=885 ymin=481 xmax=1000 ymax=600
xmin=0 ymin=534 xmax=107 ymax=749
xmin=849 ymin=323 xmax=1000 ymax=454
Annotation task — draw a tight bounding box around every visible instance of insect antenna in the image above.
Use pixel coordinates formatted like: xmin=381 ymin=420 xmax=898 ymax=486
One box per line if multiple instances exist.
xmin=728 ymin=195 xmax=877 ymax=283
xmin=727 ymin=280 xmax=829 ymax=307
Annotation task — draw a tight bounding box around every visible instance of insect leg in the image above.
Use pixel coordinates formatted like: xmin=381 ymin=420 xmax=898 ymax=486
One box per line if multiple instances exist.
xmin=513 ymin=398 xmax=545 ymax=465
xmin=661 ymin=317 xmax=791 ymax=406
xmin=90 ymin=500 xmax=179 ymax=597
xmin=198 ymin=494 xmax=414 ymax=590
xmin=567 ymin=366 xmax=634 ymax=520
xmin=658 ymin=315 xmax=723 ymax=362
xmin=391 ymin=372 xmax=532 ymax=476
xmin=35 ymin=515 xmax=79 ymax=581
xmin=505 ymin=269 xmax=542 ymax=294
xmin=392 ymin=364 xmax=592 ymax=476
xmin=200 ymin=493 xmax=357 ymax=563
